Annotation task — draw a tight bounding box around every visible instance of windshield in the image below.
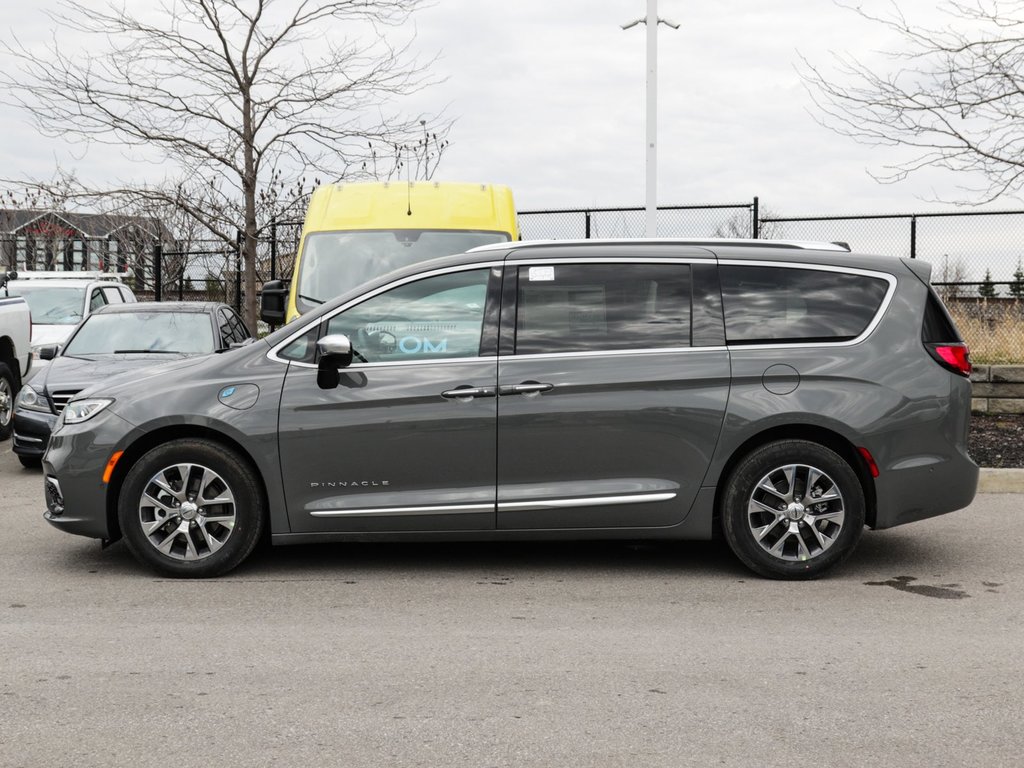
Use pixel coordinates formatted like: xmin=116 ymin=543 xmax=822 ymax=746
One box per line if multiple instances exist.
xmin=294 ymin=229 xmax=509 ymax=314
xmin=63 ymin=312 xmax=216 ymax=356
xmin=7 ymin=284 xmax=86 ymax=325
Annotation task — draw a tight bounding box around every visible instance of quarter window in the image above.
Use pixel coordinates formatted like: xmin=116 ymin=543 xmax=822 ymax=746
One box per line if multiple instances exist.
xmin=102 ymin=287 xmax=124 ymax=304
xmin=719 ymin=265 xmax=889 ymax=344
xmin=514 ymin=263 xmax=691 ymax=354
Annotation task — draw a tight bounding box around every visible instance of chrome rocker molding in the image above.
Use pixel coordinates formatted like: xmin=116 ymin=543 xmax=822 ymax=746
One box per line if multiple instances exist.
xmin=308 ymin=492 xmax=677 ymax=518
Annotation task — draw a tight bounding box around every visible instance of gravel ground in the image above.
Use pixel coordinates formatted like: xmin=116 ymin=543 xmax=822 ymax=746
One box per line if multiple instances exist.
xmin=970 ymin=412 xmax=1024 ymax=468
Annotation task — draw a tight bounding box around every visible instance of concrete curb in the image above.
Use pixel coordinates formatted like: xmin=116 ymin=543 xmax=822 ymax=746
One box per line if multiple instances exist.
xmin=979 ymin=468 xmax=1024 ymax=493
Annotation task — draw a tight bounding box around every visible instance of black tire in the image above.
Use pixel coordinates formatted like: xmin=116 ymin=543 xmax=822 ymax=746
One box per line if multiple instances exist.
xmin=18 ymin=455 xmax=41 ymax=469
xmin=0 ymin=362 xmax=17 ymax=441
xmin=118 ymin=439 xmax=265 ymax=578
xmin=721 ymin=439 xmax=865 ymax=580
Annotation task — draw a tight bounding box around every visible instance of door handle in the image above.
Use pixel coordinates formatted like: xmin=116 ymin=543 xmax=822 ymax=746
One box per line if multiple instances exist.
xmin=441 ymin=386 xmax=497 ymax=401
xmin=498 ymin=381 xmax=554 ymax=397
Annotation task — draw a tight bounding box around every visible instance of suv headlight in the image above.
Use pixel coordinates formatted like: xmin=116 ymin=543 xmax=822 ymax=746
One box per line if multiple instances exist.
xmin=16 ymin=385 xmax=51 ymax=413
xmin=62 ymin=398 xmax=114 ymax=425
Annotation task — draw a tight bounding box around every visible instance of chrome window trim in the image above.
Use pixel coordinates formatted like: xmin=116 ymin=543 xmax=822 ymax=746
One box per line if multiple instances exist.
xmin=503 ymin=346 xmax=727 ymax=362
xmin=716 ymin=260 xmax=898 ymax=350
xmin=270 ymin=257 xmax=899 ymax=366
xmin=267 ymin=261 xmax=503 ymax=366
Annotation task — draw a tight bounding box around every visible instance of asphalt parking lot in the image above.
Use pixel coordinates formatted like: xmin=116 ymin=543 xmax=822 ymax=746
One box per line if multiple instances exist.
xmin=2 ymin=442 xmax=1022 ymax=768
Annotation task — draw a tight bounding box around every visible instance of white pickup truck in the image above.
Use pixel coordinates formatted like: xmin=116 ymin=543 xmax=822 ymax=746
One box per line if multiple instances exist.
xmin=1 ymin=270 xmax=32 ymax=440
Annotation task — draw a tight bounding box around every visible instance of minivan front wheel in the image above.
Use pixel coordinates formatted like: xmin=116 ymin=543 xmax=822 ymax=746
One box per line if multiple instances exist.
xmin=722 ymin=440 xmax=865 ymax=580
xmin=118 ymin=439 xmax=265 ymax=578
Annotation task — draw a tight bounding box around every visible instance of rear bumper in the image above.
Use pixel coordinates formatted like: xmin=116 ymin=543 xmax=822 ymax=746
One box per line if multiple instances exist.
xmin=872 ymin=446 xmax=979 ymax=529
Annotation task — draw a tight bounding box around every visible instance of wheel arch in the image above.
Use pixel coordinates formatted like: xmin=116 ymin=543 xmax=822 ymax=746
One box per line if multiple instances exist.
xmin=0 ymin=335 xmax=20 ymax=386
xmin=711 ymin=423 xmax=878 ymax=534
xmin=105 ymin=424 xmax=271 ymax=542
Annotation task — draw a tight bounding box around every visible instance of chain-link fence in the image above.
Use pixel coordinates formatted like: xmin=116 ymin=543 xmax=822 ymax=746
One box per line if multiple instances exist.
xmin=519 ymin=202 xmax=758 ymax=240
xmin=759 ymin=211 xmax=1024 ymax=364
xmin=6 ymin=205 xmax=1024 ymax=361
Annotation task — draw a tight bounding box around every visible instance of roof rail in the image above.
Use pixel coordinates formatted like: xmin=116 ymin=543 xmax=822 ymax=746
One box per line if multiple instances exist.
xmin=13 ymin=270 xmax=130 ymax=281
xmin=471 ymin=238 xmax=853 ymax=253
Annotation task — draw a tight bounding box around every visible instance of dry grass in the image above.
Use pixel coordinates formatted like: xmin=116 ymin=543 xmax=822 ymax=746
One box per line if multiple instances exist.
xmin=947 ymin=300 xmax=1024 ymax=364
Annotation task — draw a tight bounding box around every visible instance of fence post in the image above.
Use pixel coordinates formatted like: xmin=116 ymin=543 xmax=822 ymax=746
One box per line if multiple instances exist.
xmin=752 ymin=196 xmax=760 ymax=239
xmin=910 ymin=215 xmax=917 ymax=259
xmin=235 ymin=229 xmax=243 ymax=314
xmin=584 ymin=211 xmax=592 ymax=239
xmin=270 ymin=218 xmax=277 ymax=281
xmin=153 ymin=242 xmax=162 ymax=302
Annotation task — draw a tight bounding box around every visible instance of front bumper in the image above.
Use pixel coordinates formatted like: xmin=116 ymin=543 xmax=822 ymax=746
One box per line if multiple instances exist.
xmin=43 ymin=409 xmax=136 ymax=540
xmin=12 ymin=408 xmax=57 ymax=459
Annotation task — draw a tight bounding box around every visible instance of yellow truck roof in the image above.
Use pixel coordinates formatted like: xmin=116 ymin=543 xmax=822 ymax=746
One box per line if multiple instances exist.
xmin=303 ymin=181 xmax=518 ymax=236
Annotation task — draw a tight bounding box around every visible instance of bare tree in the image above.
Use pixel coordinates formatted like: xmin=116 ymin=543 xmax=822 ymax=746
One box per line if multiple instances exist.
xmin=713 ymin=206 xmax=783 ymax=239
xmin=1 ymin=0 xmax=448 ymax=328
xmin=800 ymin=1 xmax=1024 ymax=203
xmin=935 ymin=253 xmax=969 ymax=301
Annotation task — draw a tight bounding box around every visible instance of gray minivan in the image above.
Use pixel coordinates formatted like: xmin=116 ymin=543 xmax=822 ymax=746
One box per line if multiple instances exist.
xmin=41 ymin=240 xmax=978 ymax=579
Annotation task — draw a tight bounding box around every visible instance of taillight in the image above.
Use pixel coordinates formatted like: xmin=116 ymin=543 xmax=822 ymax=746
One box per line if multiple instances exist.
xmin=926 ymin=343 xmax=971 ymax=377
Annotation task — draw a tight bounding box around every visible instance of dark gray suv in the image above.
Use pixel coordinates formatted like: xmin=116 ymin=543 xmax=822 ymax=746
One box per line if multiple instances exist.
xmin=41 ymin=240 xmax=978 ymax=579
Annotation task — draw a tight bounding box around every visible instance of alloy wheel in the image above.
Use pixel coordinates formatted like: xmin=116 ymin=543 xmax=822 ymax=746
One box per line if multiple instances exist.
xmin=137 ymin=462 xmax=237 ymax=561
xmin=746 ymin=463 xmax=846 ymax=562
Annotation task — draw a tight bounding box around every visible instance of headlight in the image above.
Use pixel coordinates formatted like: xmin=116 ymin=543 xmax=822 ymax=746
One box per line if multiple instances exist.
xmin=16 ymin=385 xmax=51 ymax=413
xmin=62 ymin=398 xmax=114 ymax=425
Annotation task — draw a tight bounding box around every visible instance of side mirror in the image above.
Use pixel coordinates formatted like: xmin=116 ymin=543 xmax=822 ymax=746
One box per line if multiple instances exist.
xmin=39 ymin=345 xmax=59 ymax=361
xmin=1 ymin=270 xmax=15 ymax=294
xmin=260 ymin=279 xmax=289 ymax=325
xmin=316 ymin=334 xmax=354 ymax=389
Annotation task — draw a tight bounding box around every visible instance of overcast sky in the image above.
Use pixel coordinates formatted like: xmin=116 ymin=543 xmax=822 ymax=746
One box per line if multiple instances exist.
xmin=0 ymin=0 xmax=1011 ymax=218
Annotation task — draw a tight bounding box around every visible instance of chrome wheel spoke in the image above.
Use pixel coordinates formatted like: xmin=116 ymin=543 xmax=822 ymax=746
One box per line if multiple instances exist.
xmin=202 ymin=514 xmax=234 ymax=526
xmin=751 ymin=498 xmax=783 ymax=516
xmin=152 ymin=473 xmax=186 ymax=502
xmin=182 ymin=529 xmax=200 ymax=561
xmin=142 ymin=491 xmax=177 ymax=517
xmin=807 ymin=509 xmax=844 ymax=524
xmin=155 ymin=525 xmax=185 ymax=556
xmin=142 ymin=516 xmax=172 ymax=536
xmin=807 ymin=522 xmax=834 ymax=550
xmin=757 ymin=480 xmax=789 ymax=502
xmin=754 ymin=517 xmax=785 ymax=542
xmin=196 ymin=523 xmax=225 ymax=555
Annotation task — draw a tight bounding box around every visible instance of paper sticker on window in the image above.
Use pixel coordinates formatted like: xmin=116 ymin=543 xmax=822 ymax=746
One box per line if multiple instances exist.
xmin=529 ymin=266 xmax=555 ymax=282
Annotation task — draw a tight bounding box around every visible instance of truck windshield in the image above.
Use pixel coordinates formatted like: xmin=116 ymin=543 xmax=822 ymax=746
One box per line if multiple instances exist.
xmin=6 ymin=285 xmax=86 ymax=325
xmin=294 ymin=229 xmax=509 ymax=314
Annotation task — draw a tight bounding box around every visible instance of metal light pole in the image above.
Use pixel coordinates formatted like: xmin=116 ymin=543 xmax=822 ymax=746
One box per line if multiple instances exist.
xmin=623 ymin=1 xmax=679 ymax=238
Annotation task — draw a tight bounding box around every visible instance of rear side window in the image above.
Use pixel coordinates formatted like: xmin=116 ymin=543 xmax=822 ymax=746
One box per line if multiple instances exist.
xmin=514 ymin=263 xmax=691 ymax=354
xmin=921 ymin=288 xmax=962 ymax=343
xmin=720 ymin=265 xmax=889 ymax=344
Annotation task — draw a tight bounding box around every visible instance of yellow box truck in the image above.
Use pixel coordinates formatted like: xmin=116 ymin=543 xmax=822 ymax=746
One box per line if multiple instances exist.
xmin=262 ymin=181 xmax=518 ymax=325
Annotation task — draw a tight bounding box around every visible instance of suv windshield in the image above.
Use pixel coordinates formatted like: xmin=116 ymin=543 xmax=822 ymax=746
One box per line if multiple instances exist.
xmin=7 ymin=284 xmax=86 ymax=325
xmin=294 ymin=229 xmax=509 ymax=313
xmin=64 ymin=312 xmax=216 ymax=355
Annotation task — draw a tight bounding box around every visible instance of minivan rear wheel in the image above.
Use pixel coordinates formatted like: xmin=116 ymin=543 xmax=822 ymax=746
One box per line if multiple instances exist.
xmin=118 ymin=439 xmax=265 ymax=578
xmin=722 ymin=440 xmax=865 ymax=579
